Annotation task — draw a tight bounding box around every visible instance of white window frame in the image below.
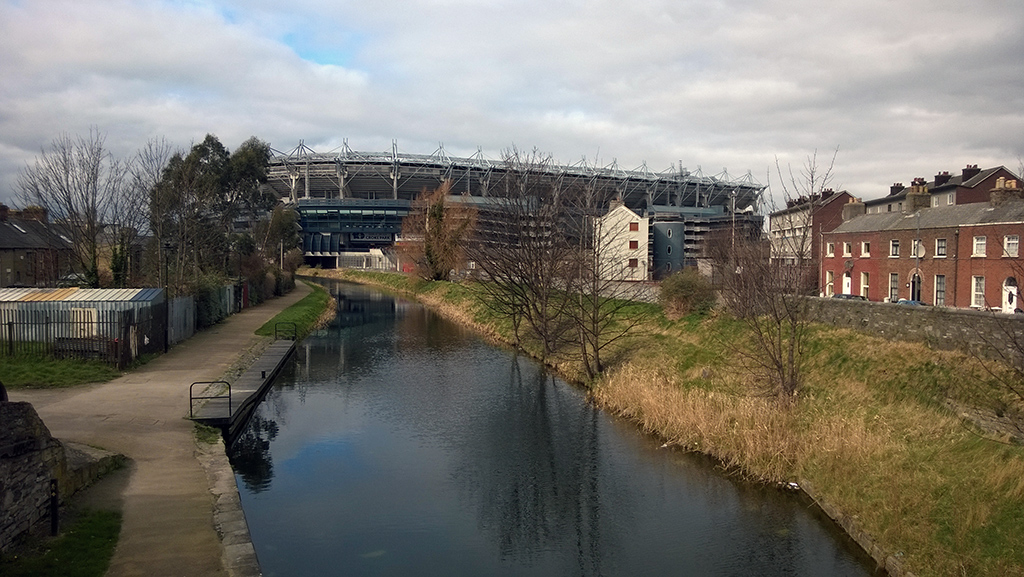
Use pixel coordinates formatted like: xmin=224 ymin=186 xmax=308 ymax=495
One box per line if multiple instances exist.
xmin=972 ymin=276 xmax=986 ymax=308
xmin=889 ymin=273 xmax=900 ymax=302
xmin=860 ymin=272 xmax=869 ymax=298
xmin=826 ymin=242 xmax=835 ymax=257
xmin=947 ymin=192 xmax=955 ymax=205
xmin=935 ymin=238 xmax=946 ymax=258
xmin=973 ymin=236 xmax=986 ymax=257
xmin=1003 ymin=235 xmax=1019 ymax=258
xmin=842 ymin=242 xmax=852 ymax=257
xmin=889 ymin=239 xmax=900 ymax=258
xmin=861 ymin=241 xmax=870 ymax=257
xmin=934 ymin=274 xmax=946 ymax=307
xmin=825 ymin=270 xmax=834 ymax=296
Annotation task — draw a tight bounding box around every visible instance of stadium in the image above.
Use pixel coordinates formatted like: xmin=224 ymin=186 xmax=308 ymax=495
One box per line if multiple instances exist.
xmin=264 ymin=141 xmax=766 ymax=277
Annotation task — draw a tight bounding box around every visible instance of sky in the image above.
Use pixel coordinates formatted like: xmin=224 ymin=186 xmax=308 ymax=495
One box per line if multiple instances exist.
xmin=1 ymin=0 xmax=1022 ymax=208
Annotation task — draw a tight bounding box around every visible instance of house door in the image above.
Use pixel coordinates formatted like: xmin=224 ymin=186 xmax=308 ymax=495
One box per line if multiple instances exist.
xmin=911 ymin=274 xmax=922 ymax=302
xmin=842 ymin=272 xmax=852 ymax=294
xmin=1003 ymin=277 xmax=1019 ymax=313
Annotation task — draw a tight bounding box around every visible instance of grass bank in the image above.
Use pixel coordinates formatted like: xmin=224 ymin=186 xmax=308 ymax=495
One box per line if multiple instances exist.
xmin=311 ymin=267 xmax=1024 ymax=576
xmin=0 ymin=356 xmax=122 ymax=389
xmin=255 ymin=280 xmax=336 ymax=339
xmin=0 ymin=509 xmax=121 ymax=577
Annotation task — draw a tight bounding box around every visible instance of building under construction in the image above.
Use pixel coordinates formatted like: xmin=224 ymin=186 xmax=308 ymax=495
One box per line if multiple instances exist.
xmin=263 ymin=142 xmax=766 ymax=277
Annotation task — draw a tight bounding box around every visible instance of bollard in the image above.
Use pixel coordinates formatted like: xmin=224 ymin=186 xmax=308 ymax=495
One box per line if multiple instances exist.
xmin=50 ymin=479 xmax=59 ymax=536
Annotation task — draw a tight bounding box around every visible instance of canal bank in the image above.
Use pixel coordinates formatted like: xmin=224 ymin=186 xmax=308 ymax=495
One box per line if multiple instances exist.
xmin=9 ymin=282 xmax=312 ymax=577
xmin=307 ymin=268 xmax=1024 ymax=577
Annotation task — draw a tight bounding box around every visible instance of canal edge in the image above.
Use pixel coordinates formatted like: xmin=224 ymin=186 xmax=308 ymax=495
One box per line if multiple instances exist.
xmin=197 ymin=436 xmax=262 ymax=577
xmin=798 ymin=478 xmax=915 ymax=577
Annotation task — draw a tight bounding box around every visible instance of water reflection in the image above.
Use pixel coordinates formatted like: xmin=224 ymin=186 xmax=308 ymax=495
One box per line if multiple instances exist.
xmin=230 ymin=280 xmax=874 ymax=577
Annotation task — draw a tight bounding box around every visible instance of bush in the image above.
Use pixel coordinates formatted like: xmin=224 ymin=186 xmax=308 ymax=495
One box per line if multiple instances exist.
xmin=660 ymin=268 xmax=715 ymax=318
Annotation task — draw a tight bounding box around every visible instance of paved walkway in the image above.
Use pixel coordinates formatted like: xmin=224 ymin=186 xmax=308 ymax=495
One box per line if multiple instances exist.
xmin=11 ymin=282 xmax=312 ymax=577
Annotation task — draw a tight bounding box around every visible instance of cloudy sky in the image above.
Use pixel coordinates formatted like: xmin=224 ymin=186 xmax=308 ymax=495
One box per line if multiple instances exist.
xmin=1 ymin=0 xmax=1022 ymax=207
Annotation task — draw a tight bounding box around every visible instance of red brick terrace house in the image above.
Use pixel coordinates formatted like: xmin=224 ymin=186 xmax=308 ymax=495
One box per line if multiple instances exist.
xmin=864 ymin=164 xmax=1020 ymax=215
xmin=821 ymin=175 xmax=1024 ymax=311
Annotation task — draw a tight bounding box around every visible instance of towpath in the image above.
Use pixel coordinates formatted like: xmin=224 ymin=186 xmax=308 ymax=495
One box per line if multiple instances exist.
xmin=10 ymin=282 xmax=312 ymax=577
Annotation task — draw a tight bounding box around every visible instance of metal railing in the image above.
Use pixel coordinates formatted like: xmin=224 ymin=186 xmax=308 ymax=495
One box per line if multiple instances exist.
xmin=189 ymin=381 xmax=232 ymax=419
xmin=275 ymin=322 xmax=297 ymax=341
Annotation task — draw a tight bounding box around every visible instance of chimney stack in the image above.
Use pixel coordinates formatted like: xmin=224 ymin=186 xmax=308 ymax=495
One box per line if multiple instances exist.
xmin=962 ymin=164 xmax=981 ymax=182
xmin=842 ymin=199 xmax=866 ymax=221
xmin=890 ymin=183 xmax=905 ymax=196
xmin=990 ymin=177 xmax=1023 ymax=206
xmin=934 ymin=171 xmax=951 ymax=187
xmin=0 ymin=204 xmax=8 ymax=222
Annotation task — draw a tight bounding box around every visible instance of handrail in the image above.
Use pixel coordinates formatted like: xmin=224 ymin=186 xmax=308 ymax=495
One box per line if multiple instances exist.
xmin=275 ymin=321 xmax=297 ymax=341
xmin=189 ymin=381 xmax=232 ymax=419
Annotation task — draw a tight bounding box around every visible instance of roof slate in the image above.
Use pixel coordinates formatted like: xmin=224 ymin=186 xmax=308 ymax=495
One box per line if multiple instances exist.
xmin=830 ymin=200 xmax=1024 ymax=234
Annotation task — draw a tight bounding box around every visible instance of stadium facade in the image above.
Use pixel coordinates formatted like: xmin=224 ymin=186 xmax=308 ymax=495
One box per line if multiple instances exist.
xmin=263 ymin=142 xmax=766 ymax=278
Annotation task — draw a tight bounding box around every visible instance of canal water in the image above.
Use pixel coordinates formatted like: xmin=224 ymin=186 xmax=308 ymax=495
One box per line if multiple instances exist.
xmin=229 ymin=280 xmax=875 ymax=577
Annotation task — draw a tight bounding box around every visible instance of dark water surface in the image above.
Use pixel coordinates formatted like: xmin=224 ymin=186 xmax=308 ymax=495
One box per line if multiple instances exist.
xmin=229 ymin=280 xmax=874 ymax=577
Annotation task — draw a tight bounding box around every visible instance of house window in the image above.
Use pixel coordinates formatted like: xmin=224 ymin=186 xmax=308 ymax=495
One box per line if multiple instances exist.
xmin=889 ymin=273 xmax=900 ymax=302
xmin=935 ymin=238 xmax=947 ymax=257
xmin=890 ymin=239 xmax=900 ymax=257
xmin=826 ymin=242 xmax=835 ymax=257
xmin=843 ymin=242 xmax=852 ymax=257
xmin=973 ymin=236 xmax=986 ymax=257
xmin=1004 ymin=235 xmax=1019 ymax=257
xmin=628 ymin=258 xmax=638 ymax=268
xmin=887 ymin=204 xmax=893 ymax=213
xmin=861 ymin=242 xmax=870 ymax=257
xmin=826 ymin=271 xmax=834 ymax=296
xmin=973 ymin=276 xmax=986 ymax=308
xmin=935 ymin=275 xmax=946 ymax=306
xmin=947 ymin=193 xmax=954 ymax=205
xmin=629 ymin=222 xmax=639 ymax=232
xmin=860 ymin=272 xmax=869 ymax=298
xmin=931 ymin=196 xmax=939 ymax=208
xmin=629 ymin=240 xmax=638 ymax=250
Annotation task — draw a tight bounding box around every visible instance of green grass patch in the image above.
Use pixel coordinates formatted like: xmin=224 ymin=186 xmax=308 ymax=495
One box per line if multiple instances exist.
xmin=255 ymin=281 xmax=332 ymax=339
xmin=0 ymin=355 xmax=121 ymax=389
xmin=0 ymin=509 xmax=121 ymax=577
xmin=194 ymin=422 xmax=222 ymax=445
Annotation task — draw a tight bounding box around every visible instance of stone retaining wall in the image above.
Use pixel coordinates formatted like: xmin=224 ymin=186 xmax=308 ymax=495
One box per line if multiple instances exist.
xmin=0 ymin=402 xmax=125 ymax=552
xmin=0 ymin=402 xmax=67 ymax=552
xmin=806 ymin=299 xmax=1024 ymax=365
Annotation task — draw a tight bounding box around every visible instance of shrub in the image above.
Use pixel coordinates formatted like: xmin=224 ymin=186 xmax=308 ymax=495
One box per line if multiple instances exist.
xmin=660 ymin=268 xmax=715 ymax=318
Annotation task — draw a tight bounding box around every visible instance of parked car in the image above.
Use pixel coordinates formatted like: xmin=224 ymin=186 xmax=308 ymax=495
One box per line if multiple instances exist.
xmin=831 ymin=293 xmax=867 ymax=301
xmin=895 ymin=299 xmax=926 ymax=306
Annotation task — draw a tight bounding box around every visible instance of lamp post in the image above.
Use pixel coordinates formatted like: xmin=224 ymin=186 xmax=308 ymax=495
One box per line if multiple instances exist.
xmin=914 ymin=211 xmax=921 ymax=301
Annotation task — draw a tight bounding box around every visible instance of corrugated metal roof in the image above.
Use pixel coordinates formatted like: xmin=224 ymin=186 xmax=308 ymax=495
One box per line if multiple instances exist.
xmin=0 ymin=287 xmax=164 ymax=303
xmin=132 ymin=288 xmax=164 ymax=302
xmin=20 ymin=288 xmax=81 ymax=302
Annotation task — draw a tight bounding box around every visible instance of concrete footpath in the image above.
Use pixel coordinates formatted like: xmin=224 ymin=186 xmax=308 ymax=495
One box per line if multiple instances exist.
xmin=11 ymin=282 xmax=312 ymax=577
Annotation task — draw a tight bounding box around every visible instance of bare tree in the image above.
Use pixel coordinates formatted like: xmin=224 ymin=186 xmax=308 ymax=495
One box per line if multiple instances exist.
xmin=564 ymin=184 xmax=650 ymax=380
xmin=465 ymin=149 xmax=575 ymax=360
xmin=711 ymin=148 xmax=838 ymax=399
xmin=17 ymin=130 xmax=129 ymax=287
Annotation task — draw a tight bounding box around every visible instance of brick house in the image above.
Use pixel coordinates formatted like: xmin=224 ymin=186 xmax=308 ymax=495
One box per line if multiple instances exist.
xmin=822 ymin=177 xmax=1024 ymax=311
xmin=0 ymin=205 xmax=73 ymax=288
xmin=865 ymin=164 xmax=1020 ymax=215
